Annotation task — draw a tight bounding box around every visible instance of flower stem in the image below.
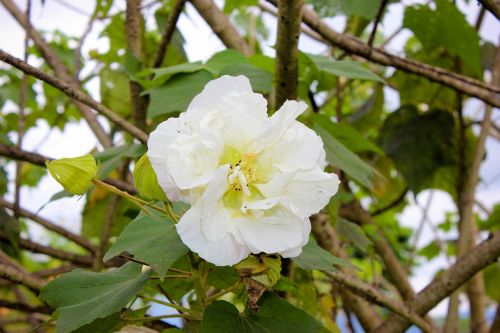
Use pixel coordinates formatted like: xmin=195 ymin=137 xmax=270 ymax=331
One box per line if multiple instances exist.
xmin=206 ymin=281 xmax=242 ymax=302
xmin=139 ymin=295 xmax=199 ymax=315
xmin=125 ymin=313 xmax=201 ymax=321
xmin=92 ymin=178 xmax=179 ymax=222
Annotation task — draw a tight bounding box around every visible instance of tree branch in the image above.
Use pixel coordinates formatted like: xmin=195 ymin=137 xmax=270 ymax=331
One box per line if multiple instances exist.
xmin=374 ymin=231 xmax=500 ymax=333
xmin=0 ymin=143 xmax=137 ymax=194
xmin=126 ymin=0 xmax=148 ymax=131
xmin=478 ymin=0 xmax=500 ymax=19
xmin=265 ymin=0 xmax=500 ymax=107
xmin=190 ymin=0 xmax=253 ymax=56
xmin=274 ymin=0 xmax=303 ymax=109
xmin=153 ymin=0 xmax=187 ymax=68
xmin=0 ymin=300 xmax=51 ymax=314
xmin=367 ymin=0 xmax=388 ymax=47
xmin=325 ymin=270 xmax=435 ymax=333
xmin=0 ymin=198 xmax=96 ymax=253
xmin=311 ymin=213 xmax=382 ymax=332
xmin=0 ymin=49 xmax=148 ymax=144
xmin=1 ymin=0 xmax=113 ymax=148
xmin=340 ymin=200 xmax=416 ymax=301
xmin=0 ymin=263 xmax=46 ymax=292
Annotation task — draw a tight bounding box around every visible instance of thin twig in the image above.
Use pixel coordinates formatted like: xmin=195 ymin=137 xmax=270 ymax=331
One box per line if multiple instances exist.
xmin=325 ymin=271 xmax=435 ymax=333
xmin=373 ymin=230 xmax=500 ymax=333
xmin=367 ymin=0 xmax=388 ymax=47
xmin=0 ymin=197 xmax=96 ymax=253
xmin=1 ymin=0 xmax=113 ymax=148
xmin=0 ymin=143 xmax=137 ymax=194
xmin=153 ymin=0 xmax=187 ymax=68
xmin=0 ymin=49 xmax=148 ymax=144
xmin=265 ymin=0 xmax=500 ymax=107
xmin=190 ymin=0 xmax=252 ymax=56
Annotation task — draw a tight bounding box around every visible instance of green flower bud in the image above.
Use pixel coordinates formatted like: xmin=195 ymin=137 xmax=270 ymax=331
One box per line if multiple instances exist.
xmin=133 ymin=154 xmax=167 ymax=202
xmin=235 ymin=255 xmax=282 ymax=288
xmin=46 ymin=154 xmax=98 ymax=195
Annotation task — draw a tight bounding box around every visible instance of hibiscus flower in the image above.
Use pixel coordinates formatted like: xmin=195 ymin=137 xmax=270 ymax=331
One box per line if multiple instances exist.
xmin=148 ymin=75 xmax=339 ymax=266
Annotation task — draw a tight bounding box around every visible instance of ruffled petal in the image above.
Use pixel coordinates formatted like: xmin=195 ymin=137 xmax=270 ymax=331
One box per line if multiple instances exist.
xmin=188 ymin=75 xmax=253 ymax=112
xmin=259 ymin=167 xmax=340 ymax=219
xmin=176 ymin=166 xmax=250 ymax=265
xmin=148 ymin=117 xmax=189 ymax=202
xmin=279 ymin=218 xmax=311 ymax=258
xmin=235 ymin=207 xmax=303 ymax=254
xmin=257 ymin=122 xmax=324 ymax=176
xmin=167 ymin=134 xmax=223 ymax=191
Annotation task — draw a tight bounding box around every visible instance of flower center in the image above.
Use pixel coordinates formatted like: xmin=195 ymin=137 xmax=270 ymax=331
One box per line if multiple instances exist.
xmin=228 ymin=160 xmax=255 ymax=196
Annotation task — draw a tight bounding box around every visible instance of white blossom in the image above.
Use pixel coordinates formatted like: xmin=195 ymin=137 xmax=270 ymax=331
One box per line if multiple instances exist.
xmin=148 ymin=75 xmax=340 ymax=266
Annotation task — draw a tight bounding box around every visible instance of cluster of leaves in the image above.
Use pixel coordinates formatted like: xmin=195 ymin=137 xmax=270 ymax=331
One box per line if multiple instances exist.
xmin=0 ymin=0 xmax=498 ymax=332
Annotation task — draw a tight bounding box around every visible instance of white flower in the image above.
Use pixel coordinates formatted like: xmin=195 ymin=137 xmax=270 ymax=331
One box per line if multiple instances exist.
xmin=148 ymin=75 xmax=340 ymax=266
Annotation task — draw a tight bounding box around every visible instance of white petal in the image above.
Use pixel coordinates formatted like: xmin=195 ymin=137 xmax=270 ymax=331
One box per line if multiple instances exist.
xmin=167 ymin=134 xmax=222 ymax=190
xmin=279 ymin=218 xmax=311 ymax=258
xmin=200 ymin=166 xmax=232 ymax=241
xmin=240 ymin=197 xmax=280 ymax=214
xmin=260 ymin=168 xmax=340 ymax=219
xmin=176 ymin=166 xmax=251 ymax=266
xmin=176 ymin=202 xmax=250 ymax=266
xmin=148 ymin=117 xmax=188 ymax=202
xmin=252 ymin=100 xmax=308 ymax=152
xmin=235 ymin=207 xmax=303 ymax=254
xmin=258 ymin=122 xmax=324 ymax=175
xmin=188 ymin=75 xmax=253 ymax=111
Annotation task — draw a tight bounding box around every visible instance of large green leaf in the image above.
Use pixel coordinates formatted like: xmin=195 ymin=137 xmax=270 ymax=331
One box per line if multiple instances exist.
xmin=146 ymin=70 xmax=214 ymax=118
xmin=205 ymin=49 xmax=249 ymax=73
xmin=294 ymin=239 xmax=351 ymax=272
xmin=220 ymin=63 xmax=273 ymax=93
xmin=336 ymin=218 xmax=373 ymax=252
xmin=313 ymin=123 xmax=378 ymax=190
xmin=40 ymin=263 xmax=151 ymax=333
xmin=403 ymin=0 xmax=481 ymax=74
xmin=307 ymin=54 xmax=383 ymax=82
xmin=200 ymin=293 xmax=328 ymax=333
xmin=311 ymin=114 xmax=382 ymax=154
xmin=306 ymin=0 xmax=381 ymax=19
xmin=104 ymin=214 xmax=188 ymax=279
xmin=377 ymin=105 xmax=458 ymax=193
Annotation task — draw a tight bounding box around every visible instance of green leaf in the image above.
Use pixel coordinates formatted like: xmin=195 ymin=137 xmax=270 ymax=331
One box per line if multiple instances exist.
xmin=294 ymin=239 xmax=352 ymax=272
xmin=72 ymin=313 xmax=123 ymax=333
xmin=403 ymin=0 xmax=481 ymax=74
xmin=146 ymin=70 xmax=214 ymax=118
xmin=313 ymin=123 xmax=378 ymax=190
xmin=220 ymin=63 xmax=273 ymax=93
xmin=40 ymin=263 xmax=151 ymax=333
xmin=205 ymin=49 xmax=249 ymax=73
xmin=307 ymin=54 xmax=383 ymax=82
xmin=480 ymin=204 xmax=500 ymax=231
xmin=419 ymin=241 xmax=441 ymax=260
xmin=94 ymin=144 xmax=146 ymax=178
xmin=311 ymin=114 xmax=382 ymax=154
xmin=200 ymin=293 xmax=328 ymax=333
xmin=306 ymin=0 xmax=382 ymax=19
xmin=336 ymin=218 xmax=373 ymax=252
xmin=207 ymin=265 xmax=240 ymax=289
xmin=147 ymin=62 xmax=205 ymax=81
xmin=377 ymin=106 xmax=458 ymax=193
xmin=0 ymin=208 xmax=19 ymax=257
xmin=104 ymin=214 xmax=188 ymax=280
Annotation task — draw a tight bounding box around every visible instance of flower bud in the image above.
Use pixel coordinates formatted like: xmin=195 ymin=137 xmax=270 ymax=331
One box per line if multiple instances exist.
xmin=133 ymin=154 xmax=167 ymax=202
xmin=46 ymin=154 xmax=98 ymax=195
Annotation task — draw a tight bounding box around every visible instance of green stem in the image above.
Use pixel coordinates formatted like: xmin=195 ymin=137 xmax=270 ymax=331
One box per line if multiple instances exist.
xmin=125 ymin=313 xmax=201 ymax=321
xmin=92 ymin=178 xmax=179 ymax=222
xmin=139 ymin=295 xmax=199 ymax=314
xmin=206 ymin=281 xmax=242 ymax=302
